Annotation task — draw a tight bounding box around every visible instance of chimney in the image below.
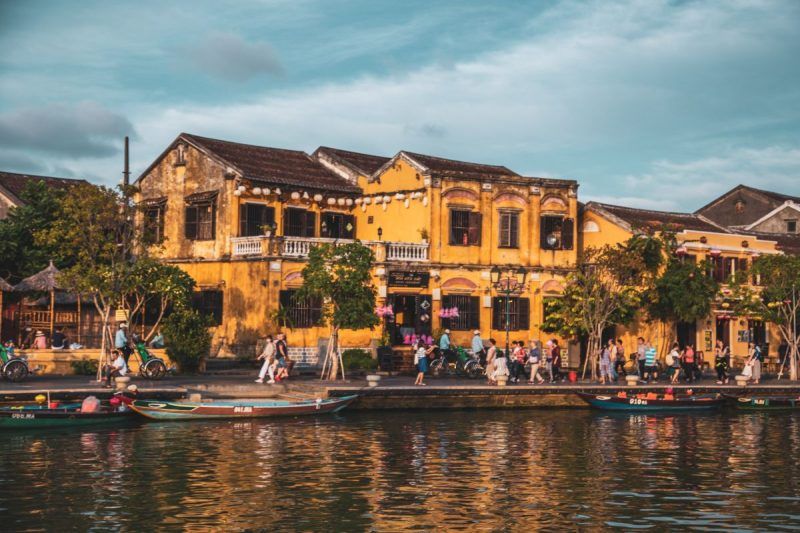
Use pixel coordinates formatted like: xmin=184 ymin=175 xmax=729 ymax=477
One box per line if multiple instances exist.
xmin=123 ymin=136 xmax=130 ymax=187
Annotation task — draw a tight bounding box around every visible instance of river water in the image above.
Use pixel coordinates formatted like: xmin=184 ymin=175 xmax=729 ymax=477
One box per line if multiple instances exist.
xmin=1 ymin=409 xmax=800 ymax=531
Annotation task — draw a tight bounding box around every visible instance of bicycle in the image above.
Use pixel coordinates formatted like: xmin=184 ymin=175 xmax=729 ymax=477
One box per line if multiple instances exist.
xmin=430 ymin=346 xmax=484 ymax=379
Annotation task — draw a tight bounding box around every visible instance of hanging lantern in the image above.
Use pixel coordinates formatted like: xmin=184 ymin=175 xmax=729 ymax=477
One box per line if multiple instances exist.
xmin=263 ymin=188 xmax=271 ymax=195
xmin=291 ymin=191 xmax=300 ymax=200
xmin=374 ymin=197 xmax=383 ymax=204
xmin=354 ymin=198 xmax=362 ymax=205
xmin=395 ymin=193 xmax=405 ymax=200
xmin=710 ymin=248 xmax=722 ymax=257
xmin=364 ymin=197 xmax=372 ymax=205
xmin=345 ymin=198 xmax=353 ymax=206
xmin=233 ymin=189 xmax=242 ymax=197
xmin=252 ymin=187 xmax=262 ymax=196
xmin=361 ymin=204 xmax=367 ymax=212
xmin=327 ymin=198 xmax=336 ymax=205
xmin=314 ymin=193 xmax=323 ymax=202
xmin=382 ymin=202 xmax=388 ymax=211
xmin=422 ymin=196 xmax=429 ymax=206
xmin=404 ymin=199 xmax=410 ymax=208
xmin=302 ymin=191 xmax=310 ymax=200
xmin=337 ymin=198 xmax=346 ymax=206
xmin=675 ymin=245 xmax=687 ymax=256
xmin=383 ymin=195 xmax=391 ymax=203
xmin=237 ymin=185 xmax=246 ymax=193
xmin=274 ymin=188 xmax=281 ymax=195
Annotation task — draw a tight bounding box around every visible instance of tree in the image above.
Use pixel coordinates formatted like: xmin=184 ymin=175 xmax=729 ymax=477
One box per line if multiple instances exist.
xmin=0 ymin=181 xmax=69 ymax=281
xmin=542 ymin=235 xmax=663 ymax=379
xmin=732 ymin=254 xmax=800 ymax=380
xmin=35 ymin=183 xmax=137 ymax=365
xmin=646 ymin=258 xmax=719 ymax=354
xmin=162 ymin=307 xmax=212 ymax=373
xmin=123 ymin=258 xmax=195 ymax=341
xmin=296 ymin=242 xmax=379 ymax=380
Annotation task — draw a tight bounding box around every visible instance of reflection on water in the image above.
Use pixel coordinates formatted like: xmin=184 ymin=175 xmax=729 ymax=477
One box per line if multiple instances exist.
xmin=1 ymin=410 xmax=800 ymax=530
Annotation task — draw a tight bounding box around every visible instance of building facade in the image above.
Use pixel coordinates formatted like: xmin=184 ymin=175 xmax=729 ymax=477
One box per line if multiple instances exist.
xmin=135 ymin=133 xmax=579 ymax=367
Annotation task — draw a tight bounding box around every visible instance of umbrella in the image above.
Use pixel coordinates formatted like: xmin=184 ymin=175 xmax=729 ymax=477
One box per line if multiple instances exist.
xmin=13 ymin=261 xmax=62 ymax=337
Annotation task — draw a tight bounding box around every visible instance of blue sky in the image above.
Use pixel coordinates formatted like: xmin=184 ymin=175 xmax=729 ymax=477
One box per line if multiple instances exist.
xmin=1 ymin=0 xmax=798 ymax=210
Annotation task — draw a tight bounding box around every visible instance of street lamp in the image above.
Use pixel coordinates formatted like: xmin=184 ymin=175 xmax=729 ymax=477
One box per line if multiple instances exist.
xmin=491 ymin=265 xmax=528 ymax=357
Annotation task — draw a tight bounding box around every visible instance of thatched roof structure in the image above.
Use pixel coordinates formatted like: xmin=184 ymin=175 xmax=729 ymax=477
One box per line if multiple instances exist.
xmin=0 ymin=278 xmax=12 ymax=292
xmin=13 ymin=261 xmax=62 ymax=292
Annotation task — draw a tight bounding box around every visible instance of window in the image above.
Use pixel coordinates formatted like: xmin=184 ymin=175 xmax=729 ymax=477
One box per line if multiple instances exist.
xmin=174 ymin=143 xmax=186 ymax=166
xmin=192 ymin=290 xmax=223 ymax=325
xmin=709 ymin=256 xmax=726 ymax=283
xmin=449 ymin=209 xmax=482 ymax=246
xmin=143 ymin=205 xmax=165 ymax=244
xmin=321 ymin=212 xmax=356 ymax=239
xmin=679 ymin=253 xmax=697 ymax=264
xmin=540 ymin=216 xmax=574 ymax=250
xmin=441 ymin=295 xmax=479 ymax=331
xmin=492 ymin=297 xmax=530 ymax=331
xmin=283 ymin=208 xmax=316 ymax=237
xmin=185 ymin=202 xmax=216 ymax=241
xmin=498 ymin=211 xmax=520 ymax=248
xmin=239 ymin=203 xmax=275 ymax=237
xmin=788 ymin=220 xmax=797 ymax=233
xmin=279 ymin=289 xmax=322 ymax=328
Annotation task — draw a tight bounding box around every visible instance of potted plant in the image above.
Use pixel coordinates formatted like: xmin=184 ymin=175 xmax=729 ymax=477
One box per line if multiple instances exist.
xmin=418 ymin=228 xmax=429 ymax=244
xmin=260 ymin=222 xmax=276 ymax=238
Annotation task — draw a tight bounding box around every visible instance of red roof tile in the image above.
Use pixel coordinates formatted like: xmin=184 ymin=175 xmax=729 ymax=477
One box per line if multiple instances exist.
xmin=588 ymin=202 xmax=728 ymax=233
xmin=403 ymin=151 xmax=519 ymax=181
xmin=0 ymin=171 xmax=89 ymax=202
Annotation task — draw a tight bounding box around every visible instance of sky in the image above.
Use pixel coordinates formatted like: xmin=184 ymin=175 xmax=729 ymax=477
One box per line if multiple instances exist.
xmin=1 ymin=0 xmax=799 ymax=211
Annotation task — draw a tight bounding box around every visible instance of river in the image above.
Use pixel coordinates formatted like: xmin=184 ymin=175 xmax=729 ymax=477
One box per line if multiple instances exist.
xmin=1 ymin=409 xmax=799 ymax=531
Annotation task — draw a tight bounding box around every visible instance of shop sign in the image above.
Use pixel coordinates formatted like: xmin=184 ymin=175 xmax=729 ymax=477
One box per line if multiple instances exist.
xmin=388 ymin=271 xmax=430 ymax=288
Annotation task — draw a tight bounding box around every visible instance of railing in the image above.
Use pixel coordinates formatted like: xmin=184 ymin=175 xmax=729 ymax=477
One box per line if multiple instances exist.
xmin=386 ymin=242 xmax=429 ymax=262
xmin=18 ymin=310 xmax=79 ymax=325
xmin=231 ymin=236 xmax=266 ymax=256
xmin=230 ymin=235 xmax=429 ymax=261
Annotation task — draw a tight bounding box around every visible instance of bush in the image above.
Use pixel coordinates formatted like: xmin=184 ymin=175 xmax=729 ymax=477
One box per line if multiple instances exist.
xmin=70 ymin=359 xmax=98 ymax=376
xmin=342 ymin=349 xmax=377 ymax=372
xmin=162 ymin=308 xmax=212 ymax=373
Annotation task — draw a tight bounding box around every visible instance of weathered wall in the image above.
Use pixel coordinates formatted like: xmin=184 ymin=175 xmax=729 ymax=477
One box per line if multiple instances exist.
xmin=750 ymin=205 xmax=800 ymax=234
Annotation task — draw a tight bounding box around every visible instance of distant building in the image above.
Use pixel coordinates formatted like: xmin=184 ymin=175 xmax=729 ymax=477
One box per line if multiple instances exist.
xmin=0 ymin=171 xmax=89 ymax=219
xmin=696 ymin=184 xmax=800 ymax=234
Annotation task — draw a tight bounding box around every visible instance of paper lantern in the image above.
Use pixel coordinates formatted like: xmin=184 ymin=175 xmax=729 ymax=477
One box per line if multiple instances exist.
xmin=382 ymin=195 xmax=391 ymax=203
xmin=382 ymin=202 xmax=388 ymax=211
xmin=345 ymin=198 xmax=353 ymax=206
xmin=327 ymin=198 xmax=336 ymax=205
xmin=237 ymin=185 xmax=246 ymax=192
xmin=404 ymin=199 xmax=410 ymax=208
xmin=274 ymin=188 xmax=281 ymax=195
xmin=354 ymin=198 xmax=362 ymax=205
xmin=263 ymin=188 xmax=270 ymax=195
xmin=395 ymin=193 xmax=405 ymax=200
xmin=314 ymin=194 xmax=323 ymax=202
xmin=302 ymin=191 xmax=310 ymax=200
xmin=252 ymin=187 xmax=262 ymax=195
xmin=337 ymin=198 xmax=346 ymax=206
xmin=233 ymin=189 xmax=242 ymax=196
xmin=422 ymin=196 xmax=429 ymax=206
xmin=361 ymin=204 xmax=367 ymax=212
xmin=363 ymin=197 xmax=372 ymax=205
xmin=291 ymin=191 xmax=300 ymax=200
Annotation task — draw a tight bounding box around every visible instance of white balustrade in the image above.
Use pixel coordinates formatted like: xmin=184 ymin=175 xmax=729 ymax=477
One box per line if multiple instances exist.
xmin=386 ymin=242 xmax=429 ymax=262
xmin=231 ymin=236 xmax=265 ymax=256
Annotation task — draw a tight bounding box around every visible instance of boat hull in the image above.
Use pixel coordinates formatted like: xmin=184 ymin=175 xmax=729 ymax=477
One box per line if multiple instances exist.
xmin=0 ymin=409 xmax=135 ymax=429
xmin=576 ymin=392 xmax=724 ymax=412
xmin=732 ymin=396 xmax=800 ymax=411
xmin=131 ymin=395 xmax=358 ymax=421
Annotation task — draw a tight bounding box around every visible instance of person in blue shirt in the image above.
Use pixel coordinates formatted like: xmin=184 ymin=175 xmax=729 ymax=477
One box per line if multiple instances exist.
xmin=115 ymin=323 xmax=132 ymax=364
xmin=471 ymin=330 xmax=486 ymax=365
xmin=439 ymin=329 xmax=453 ymax=363
xmin=643 ymin=342 xmax=658 ymax=383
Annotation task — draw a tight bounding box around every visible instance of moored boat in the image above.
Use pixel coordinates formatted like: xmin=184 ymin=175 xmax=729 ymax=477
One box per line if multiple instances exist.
xmin=130 ymin=395 xmax=358 ymax=421
xmin=729 ymin=395 xmax=800 ymax=411
xmin=576 ymin=391 xmax=724 ymax=412
xmin=0 ymin=407 xmax=135 ymax=429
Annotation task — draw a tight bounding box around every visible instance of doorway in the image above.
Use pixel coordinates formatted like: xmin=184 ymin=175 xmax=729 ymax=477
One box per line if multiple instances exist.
xmin=716 ymin=317 xmax=730 ymax=347
xmin=677 ymin=321 xmax=697 ymax=349
xmin=749 ymin=319 xmax=768 ymax=354
xmin=388 ymin=294 xmax=432 ymax=345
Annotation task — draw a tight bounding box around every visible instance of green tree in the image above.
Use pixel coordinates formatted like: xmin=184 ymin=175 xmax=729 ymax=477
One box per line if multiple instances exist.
xmin=732 ymin=254 xmax=800 ymax=380
xmin=296 ymin=242 xmax=379 ymax=380
xmin=542 ymin=235 xmax=663 ymax=379
xmin=162 ymin=307 xmax=212 ymax=373
xmin=0 ymin=181 xmax=69 ymax=281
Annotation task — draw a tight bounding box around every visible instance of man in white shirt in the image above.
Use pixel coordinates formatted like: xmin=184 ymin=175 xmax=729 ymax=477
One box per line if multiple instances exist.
xmin=103 ymin=349 xmax=128 ymax=388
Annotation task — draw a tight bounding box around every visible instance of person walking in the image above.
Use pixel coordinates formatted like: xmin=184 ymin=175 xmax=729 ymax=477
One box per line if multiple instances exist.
xmin=512 ymin=341 xmax=527 ymax=383
xmin=414 ymin=342 xmax=430 ymax=386
xmin=614 ymin=339 xmax=627 ymax=379
xmin=545 ymin=340 xmax=554 ymax=382
xmin=485 ymin=339 xmax=498 ymax=385
xmin=274 ymin=333 xmax=290 ymax=381
xmin=682 ymin=344 xmax=696 ymax=383
xmin=636 ymin=337 xmax=647 ymax=378
xmin=714 ymin=340 xmax=730 ymax=384
xmin=551 ymin=340 xmax=563 ymax=383
xmin=643 ymin=342 xmax=658 ymax=383
xmin=599 ymin=341 xmax=612 ymax=384
xmin=471 ymin=330 xmax=486 ymax=365
xmin=528 ymin=340 xmax=545 ymax=384
xmin=667 ymin=342 xmax=682 ymax=383
xmin=747 ymin=342 xmax=764 ymax=384
xmin=255 ymin=335 xmax=276 ymax=384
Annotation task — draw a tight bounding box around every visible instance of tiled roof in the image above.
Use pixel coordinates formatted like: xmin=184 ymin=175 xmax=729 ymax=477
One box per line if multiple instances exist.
xmin=403 ymin=151 xmax=519 ymax=181
xmin=183 ymin=134 xmax=361 ymax=193
xmin=587 ymin=202 xmax=727 ymax=233
xmin=0 ymin=171 xmax=88 ymax=202
xmin=742 ymin=231 xmax=800 ymax=255
xmin=742 ymin=185 xmax=800 ymax=205
xmin=315 ymin=146 xmax=390 ymax=176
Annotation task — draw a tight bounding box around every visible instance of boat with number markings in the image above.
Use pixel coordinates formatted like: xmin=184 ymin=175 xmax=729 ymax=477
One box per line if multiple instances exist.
xmin=0 ymin=406 xmax=135 ymax=429
xmin=728 ymin=395 xmax=800 ymax=411
xmin=130 ymin=395 xmax=358 ymax=421
xmin=576 ymin=391 xmax=724 ymax=412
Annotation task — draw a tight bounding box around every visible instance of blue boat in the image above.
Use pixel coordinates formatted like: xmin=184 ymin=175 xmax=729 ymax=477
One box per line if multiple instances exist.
xmin=576 ymin=392 xmax=724 ymax=412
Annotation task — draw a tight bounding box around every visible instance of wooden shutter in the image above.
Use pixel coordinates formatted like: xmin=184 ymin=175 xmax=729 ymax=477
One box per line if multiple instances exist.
xmin=492 ymin=297 xmax=502 ymax=330
xmin=518 ymin=298 xmax=530 ymax=330
xmin=468 ymin=212 xmax=482 ymax=245
xmin=540 ymin=216 xmax=549 ymax=249
xmin=449 ymin=210 xmax=459 ymax=244
xmin=184 ymin=206 xmax=198 ymax=239
xmin=509 ymin=213 xmax=519 ymax=248
xmin=469 ymin=296 xmax=480 ymax=329
xmin=561 ymin=218 xmax=574 ymax=250
xmin=239 ymin=204 xmax=248 ymax=236
xmin=499 ymin=213 xmax=510 ymax=247
xmin=305 ymin=211 xmax=316 ymax=237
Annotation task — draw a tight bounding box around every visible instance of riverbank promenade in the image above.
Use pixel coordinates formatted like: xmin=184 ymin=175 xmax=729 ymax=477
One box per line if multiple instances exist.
xmin=3 ymin=372 xmax=800 ymax=409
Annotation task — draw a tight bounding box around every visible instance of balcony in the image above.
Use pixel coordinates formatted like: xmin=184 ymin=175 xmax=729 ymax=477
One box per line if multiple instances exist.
xmin=230 ymin=235 xmax=428 ymax=262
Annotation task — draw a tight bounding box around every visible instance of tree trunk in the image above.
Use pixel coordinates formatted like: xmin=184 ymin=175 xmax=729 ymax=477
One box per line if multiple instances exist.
xmin=327 ymin=326 xmax=340 ymax=381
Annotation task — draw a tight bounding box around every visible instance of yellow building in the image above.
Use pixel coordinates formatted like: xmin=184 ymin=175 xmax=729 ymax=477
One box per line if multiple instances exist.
xmin=581 ymin=201 xmax=783 ymax=364
xmin=135 ymin=133 xmax=580 ymax=368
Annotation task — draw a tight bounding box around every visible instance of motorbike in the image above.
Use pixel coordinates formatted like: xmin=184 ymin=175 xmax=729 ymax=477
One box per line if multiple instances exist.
xmin=0 ymin=345 xmax=30 ymax=382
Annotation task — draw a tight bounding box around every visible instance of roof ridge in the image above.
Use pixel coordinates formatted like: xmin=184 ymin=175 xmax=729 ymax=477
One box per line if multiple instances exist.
xmin=0 ymin=170 xmax=87 ymax=183
xmin=182 ymin=132 xmax=309 ymax=155
xmin=401 ymin=150 xmax=518 ymax=173
xmin=588 ymin=201 xmax=703 ymax=218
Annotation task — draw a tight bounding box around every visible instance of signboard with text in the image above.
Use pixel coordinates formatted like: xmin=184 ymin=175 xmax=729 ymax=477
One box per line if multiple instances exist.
xmin=388 ymin=271 xmax=430 ymax=288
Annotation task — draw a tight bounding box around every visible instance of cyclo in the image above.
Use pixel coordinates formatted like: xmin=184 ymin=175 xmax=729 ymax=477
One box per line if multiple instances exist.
xmin=130 ymin=334 xmax=168 ymax=379
xmin=429 ymin=345 xmax=484 ymax=379
xmin=0 ymin=344 xmax=30 ymax=382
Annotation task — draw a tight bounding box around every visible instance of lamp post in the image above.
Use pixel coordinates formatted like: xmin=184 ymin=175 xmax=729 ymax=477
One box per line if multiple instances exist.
xmin=491 ymin=265 xmax=528 ymax=357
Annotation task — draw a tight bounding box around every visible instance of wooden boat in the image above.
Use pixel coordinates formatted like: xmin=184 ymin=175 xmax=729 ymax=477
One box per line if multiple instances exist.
xmin=0 ymin=407 xmax=135 ymax=429
xmin=729 ymin=395 xmax=800 ymax=411
xmin=576 ymin=392 xmax=724 ymax=412
xmin=130 ymin=395 xmax=358 ymax=421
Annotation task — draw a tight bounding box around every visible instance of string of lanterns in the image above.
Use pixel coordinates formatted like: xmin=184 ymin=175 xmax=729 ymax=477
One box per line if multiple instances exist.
xmin=232 ymin=183 xmax=429 ymax=211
